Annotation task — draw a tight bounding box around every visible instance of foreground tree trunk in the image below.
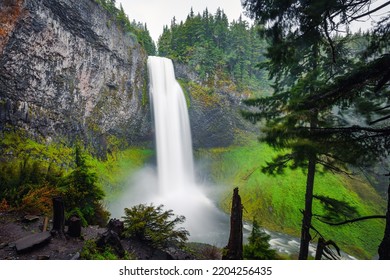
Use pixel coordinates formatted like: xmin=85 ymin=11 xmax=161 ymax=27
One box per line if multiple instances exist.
xmin=223 ymin=188 xmax=243 ymax=260
xmin=378 ymin=175 xmax=390 ymax=259
xmin=51 ymin=196 xmax=65 ymax=235
xmin=67 ymin=215 xmax=82 ymax=237
xmin=315 ymin=237 xmax=325 ymax=260
xmin=299 ymin=155 xmax=316 ymax=260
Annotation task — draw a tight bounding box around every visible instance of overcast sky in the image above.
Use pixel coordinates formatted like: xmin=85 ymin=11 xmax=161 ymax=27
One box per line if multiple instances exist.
xmin=116 ymin=0 xmax=389 ymax=43
xmin=116 ymin=0 xmax=249 ymax=42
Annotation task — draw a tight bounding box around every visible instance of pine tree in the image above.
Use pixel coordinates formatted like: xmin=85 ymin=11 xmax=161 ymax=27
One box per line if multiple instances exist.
xmin=242 ymin=0 xmax=390 ymax=259
xmin=243 ymin=220 xmax=277 ymax=260
xmin=156 ymin=8 xmax=266 ymax=87
xmin=122 ymin=204 xmax=189 ymax=249
xmin=61 ymin=143 xmax=107 ymax=225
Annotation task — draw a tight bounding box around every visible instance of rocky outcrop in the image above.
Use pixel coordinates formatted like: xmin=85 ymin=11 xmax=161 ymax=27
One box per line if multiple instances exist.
xmin=174 ymin=62 xmax=254 ymax=148
xmin=0 ymin=0 xmax=151 ymax=153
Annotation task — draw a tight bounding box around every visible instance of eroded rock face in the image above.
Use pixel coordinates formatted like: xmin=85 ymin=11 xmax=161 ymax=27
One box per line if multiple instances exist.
xmin=0 ymin=0 xmax=151 ymax=152
xmin=174 ymin=62 xmax=254 ymax=148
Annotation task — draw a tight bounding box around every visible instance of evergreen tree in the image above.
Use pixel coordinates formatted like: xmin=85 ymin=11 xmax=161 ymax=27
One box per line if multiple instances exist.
xmin=122 ymin=204 xmax=189 ymax=249
xmin=95 ymin=0 xmax=156 ymax=55
xmin=157 ymin=8 xmax=267 ymax=87
xmin=61 ymin=143 xmax=108 ymax=225
xmin=243 ymin=220 xmax=277 ymax=260
xmin=242 ymin=0 xmax=389 ymax=259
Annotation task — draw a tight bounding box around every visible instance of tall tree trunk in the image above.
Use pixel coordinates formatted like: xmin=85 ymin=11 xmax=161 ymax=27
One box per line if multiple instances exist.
xmin=222 ymin=187 xmax=243 ymax=260
xmin=378 ymin=175 xmax=390 ymax=259
xmin=298 ymin=156 xmax=316 ymax=260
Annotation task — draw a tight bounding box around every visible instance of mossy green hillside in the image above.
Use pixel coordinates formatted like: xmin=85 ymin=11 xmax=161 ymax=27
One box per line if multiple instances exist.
xmin=200 ymin=141 xmax=386 ymax=259
xmin=86 ymin=147 xmax=153 ymax=203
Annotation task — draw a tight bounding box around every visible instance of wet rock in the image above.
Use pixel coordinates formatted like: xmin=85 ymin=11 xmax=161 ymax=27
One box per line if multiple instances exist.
xmin=107 ymin=218 xmax=124 ymax=237
xmin=70 ymin=252 xmax=80 ymax=260
xmin=22 ymin=215 xmax=40 ymax=223
xmin=14 ymin=232 xmax=52 ymax=253
xmin=174 ymin=62 xmax=254 ymax=148
xmin=128 ymin=239 xmax=174 ymax=260
xmin=96 ymin=230 xmax=125 ymax=258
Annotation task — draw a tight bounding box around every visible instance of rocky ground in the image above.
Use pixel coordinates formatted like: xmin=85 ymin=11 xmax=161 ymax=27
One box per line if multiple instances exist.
xmin=0 ymin=211 xmax=105 ymax=260
xmin=0 ymin=211 xmax=221 ymax=260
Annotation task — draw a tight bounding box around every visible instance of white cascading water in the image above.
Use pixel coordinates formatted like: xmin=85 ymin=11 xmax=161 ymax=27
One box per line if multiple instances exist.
xmin=147 ymin=56 xmax=195 ymax=193
xmin=147 ymin=56 xmax=226 ymax=242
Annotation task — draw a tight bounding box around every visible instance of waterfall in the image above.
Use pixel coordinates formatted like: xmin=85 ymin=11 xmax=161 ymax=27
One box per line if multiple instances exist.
xmin=110 ymin=56 xmax=355 ymax=256
xmin=147 ymin=56 xmax=227 ymax=242
xmin=147 ymin=56 xmax=195 ymax=193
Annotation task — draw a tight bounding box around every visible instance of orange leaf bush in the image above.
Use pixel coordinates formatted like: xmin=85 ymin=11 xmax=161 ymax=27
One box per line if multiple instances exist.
xmin=20 ymin=184 xmax=58 ymax=215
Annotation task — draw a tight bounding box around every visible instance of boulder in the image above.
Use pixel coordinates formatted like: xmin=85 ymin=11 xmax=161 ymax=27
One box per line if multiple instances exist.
xmin=14 ymin=231 xmax=52 ymax=253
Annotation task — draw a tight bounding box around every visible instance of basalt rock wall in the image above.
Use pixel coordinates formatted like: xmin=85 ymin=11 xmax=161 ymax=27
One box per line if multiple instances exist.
xmin=0 ymin=0 xmax=151 ymax=153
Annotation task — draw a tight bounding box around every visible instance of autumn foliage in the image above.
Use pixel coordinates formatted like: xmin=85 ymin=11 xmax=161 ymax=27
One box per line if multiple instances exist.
xmin=20 ymin=184 xmax=58 ymax=215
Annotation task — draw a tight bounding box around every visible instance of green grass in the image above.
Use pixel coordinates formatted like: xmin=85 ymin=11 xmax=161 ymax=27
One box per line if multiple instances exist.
xmin=199 ymin=140 xmax=386 ymax=259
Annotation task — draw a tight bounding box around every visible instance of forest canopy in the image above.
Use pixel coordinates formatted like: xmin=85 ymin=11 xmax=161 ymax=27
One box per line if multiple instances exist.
xmin=157 ymin=8 xmax=269 ymax=92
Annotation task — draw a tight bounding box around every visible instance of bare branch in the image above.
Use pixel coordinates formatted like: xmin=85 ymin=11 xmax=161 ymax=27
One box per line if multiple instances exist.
xmin=350 ymin=1 xmax=390 ymax=21
xmin=369 ymin=114 xmax=390 ymax=125
xmin=317 ymin=215 xmax=386 ymax=226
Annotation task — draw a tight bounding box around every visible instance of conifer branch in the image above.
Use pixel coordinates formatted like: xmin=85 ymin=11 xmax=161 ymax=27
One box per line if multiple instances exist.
xmin=316 ymin=215 xmax=386 ymax=226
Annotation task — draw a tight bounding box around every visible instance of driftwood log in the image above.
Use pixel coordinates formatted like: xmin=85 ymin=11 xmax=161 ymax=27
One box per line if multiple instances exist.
xmin=222 ymin=187 xmax=243 ymax=260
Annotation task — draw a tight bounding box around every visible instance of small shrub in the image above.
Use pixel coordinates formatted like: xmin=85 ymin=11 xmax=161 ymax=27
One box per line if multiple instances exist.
xmin=20 ymin=184 xmax=58 ymax=215
xmin=65 ymin=208 xmax=88 ymax=227
xmin=243 ymin=219 xmax=277 ymax=260
xmin=80 ymin=239 xmax=134 ymax=260
xmin=0 ymin=198 xmax=10 ymax=212
xmin=122 ymin=204 xmax=189 ymax=249
xmin=201 ymin=245 xmax=222 ymax=260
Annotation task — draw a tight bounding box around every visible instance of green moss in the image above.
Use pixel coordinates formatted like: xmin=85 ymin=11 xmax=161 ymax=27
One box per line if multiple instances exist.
xmin=188 ymin=81 xmax=220 ymax=107
xmin=0 ymin=130 xmax=73 ymax=208
xmin=121 ymin=75 xmax=126 ymax=93
xmin=203 ymin=140 xmax=386 ymax=259
xmin=80 ymin=239 xmax=135 ymax=260
xmin=68 ymin=79 xmax=75 ymax=95
xmin=177 ymin=79 xmax=191 ymax=108
xmin=142 ymin=64 xmax=149 ymax=107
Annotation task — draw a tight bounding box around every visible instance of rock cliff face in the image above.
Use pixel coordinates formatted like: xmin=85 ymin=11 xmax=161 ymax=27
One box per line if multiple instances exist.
xmin=0 ymin=0 xmax=151 ymax=152
xmin=174 ymin=62 xmax=254 ymax=148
